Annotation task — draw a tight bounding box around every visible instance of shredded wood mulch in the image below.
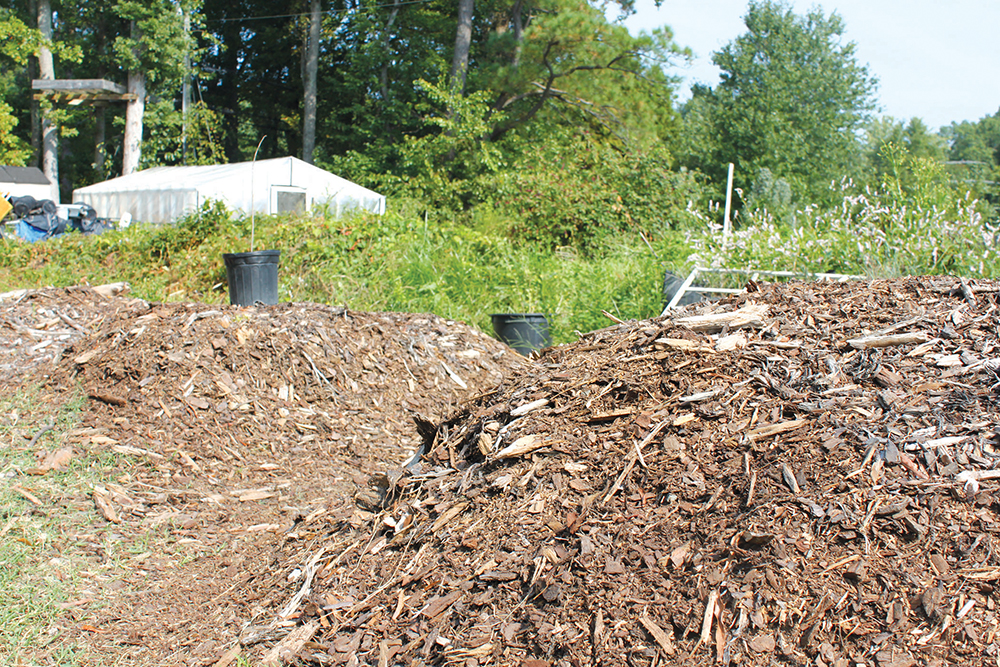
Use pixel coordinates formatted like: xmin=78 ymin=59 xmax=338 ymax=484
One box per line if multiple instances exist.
xmin=275 ymin=277 xmax=1000 ymax=667
xmin=1 ymin=287 xmax=522 ymax=665
xmin=4 ymin=276 xmax=1000 ymax=667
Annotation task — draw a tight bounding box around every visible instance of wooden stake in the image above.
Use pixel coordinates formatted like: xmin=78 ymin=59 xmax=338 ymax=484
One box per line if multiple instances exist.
xmin=723 ymin=163 xmax=734 ymax=240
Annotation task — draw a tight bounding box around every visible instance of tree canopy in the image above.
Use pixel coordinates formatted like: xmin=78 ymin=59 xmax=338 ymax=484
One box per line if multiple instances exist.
xmin=1 ymin=0 xmax=996 ymax=248
xmin=681 ymin=0 xmax=877 ymax=204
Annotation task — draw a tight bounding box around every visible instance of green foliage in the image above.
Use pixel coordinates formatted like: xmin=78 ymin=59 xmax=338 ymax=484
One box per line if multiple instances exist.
xmin=337 ymin=76 xmax=703 ymax=252
xmin=0 ymin=100 xmax=31 ymax=166
xmin=0 ymin=11 xmax=43 ymax=64
xmin=386 ymin=79 xmax=508 ymax=209
xmin=487 ymin=129 xmax=703 ymax=249
xmin=112 ymin=0 xmax=199 ymax=85
xmin=943 ymin=108 xmax=1000 ymax=217
xmin=476 ymin=0 xmax=686 ymax=142
xmin=865 ymin=116 xmax=947 ymax=185
xmin=0 ymin=9 xmax=79 ymax=65
xmin=687 ymin=179 xmax=996 ymax=279
xmin=684 ymin=0 xmax=877 ymax=204
xmin=875 ymin=142 xmax=954 ymax=213
xmin=140 ymin=99 xmax=227 ymax=168
xmin=0 ymin=9 xmax=80 ymax=168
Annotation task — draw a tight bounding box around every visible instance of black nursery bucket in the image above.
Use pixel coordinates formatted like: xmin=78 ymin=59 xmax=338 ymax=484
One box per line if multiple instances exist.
xmin=491 ymin=313 xmax=551 ymax=356
xmin=223 ymin=250 xmax=280 ymax=306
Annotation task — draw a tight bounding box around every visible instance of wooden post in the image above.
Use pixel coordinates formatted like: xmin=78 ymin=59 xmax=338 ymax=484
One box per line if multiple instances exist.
xmin=722 ymin=162 xmax=734 ymax=240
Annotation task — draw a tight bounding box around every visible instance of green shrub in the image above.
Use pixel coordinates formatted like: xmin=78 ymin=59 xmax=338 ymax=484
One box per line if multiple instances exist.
xmin=485 ymin=133 xmax=704 ymax=251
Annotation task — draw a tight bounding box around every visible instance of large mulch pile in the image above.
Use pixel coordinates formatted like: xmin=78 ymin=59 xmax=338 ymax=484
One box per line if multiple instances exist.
xmin=1 ymin=286 xmax=524 ymax=665
xmin=264 ymin=276 xmax=1000 ymax=667
xmin=5 ymin=277 xmax=1000 ymax=667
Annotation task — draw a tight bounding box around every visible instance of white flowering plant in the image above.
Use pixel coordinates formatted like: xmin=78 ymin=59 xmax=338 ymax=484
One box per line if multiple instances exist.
xmin=685 ymin=177 xmax=997 ymax=279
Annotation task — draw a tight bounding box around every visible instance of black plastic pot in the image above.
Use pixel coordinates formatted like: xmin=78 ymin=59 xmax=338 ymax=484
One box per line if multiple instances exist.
xmin=223 ymin=250 xmax=280 ymax=306
xmin=491 ymin=313 xmax=551 ymax=356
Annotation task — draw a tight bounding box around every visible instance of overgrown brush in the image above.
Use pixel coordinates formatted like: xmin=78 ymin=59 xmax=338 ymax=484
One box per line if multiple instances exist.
xmin=687 ymin=179 xmax=999 ymax=278
xmin=0 ymin=203 xmax=686 ymax=344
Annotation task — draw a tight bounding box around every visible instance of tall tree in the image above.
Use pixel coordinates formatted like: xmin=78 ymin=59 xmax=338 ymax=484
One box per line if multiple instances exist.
xmin=302 ymin=0 xmax=320 ymax=164
xmin=36 ymin=0 xmax=58 ymax=199
xmin=113 ymin=0 xmax=197 ymax=174
xmin=684 ymin=0 xmax=877 ymax=204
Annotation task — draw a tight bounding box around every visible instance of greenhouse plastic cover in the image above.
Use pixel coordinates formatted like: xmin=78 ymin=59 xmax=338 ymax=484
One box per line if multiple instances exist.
xmin=72 ymin=156 xmax=385 ymax=224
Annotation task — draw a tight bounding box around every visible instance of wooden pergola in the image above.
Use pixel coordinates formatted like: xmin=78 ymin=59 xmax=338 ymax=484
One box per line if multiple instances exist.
xmin=31 ymin=79 xmax=136 ymax=106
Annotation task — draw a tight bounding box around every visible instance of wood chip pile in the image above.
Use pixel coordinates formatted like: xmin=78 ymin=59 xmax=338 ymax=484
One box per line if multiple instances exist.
xmin=280 ymin=277 xmax=1000 ymax=667
xmin=0 ymin=284 xmax=129 ymax=382
xmin=3 ymin=290 xmax=524 ymax=663
xmin=64 ymin=300 xmax=518 ymax=478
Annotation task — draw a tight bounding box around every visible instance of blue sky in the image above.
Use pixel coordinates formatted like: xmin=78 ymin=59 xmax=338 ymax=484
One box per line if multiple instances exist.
xmin=616 ymin=0 xmax=1000 ymax=131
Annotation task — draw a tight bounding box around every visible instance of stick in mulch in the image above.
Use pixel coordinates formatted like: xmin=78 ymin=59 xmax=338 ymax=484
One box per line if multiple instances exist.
xmin=27 ymin=419 xmax=55 ymax=448
xmin=602 ymin=418 xmax=671 ymax=505
xmin=88 ymin=391 xmax=127 ymax=407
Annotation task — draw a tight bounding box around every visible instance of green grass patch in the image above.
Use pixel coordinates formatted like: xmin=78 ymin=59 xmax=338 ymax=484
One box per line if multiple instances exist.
xmin=0 ymin=387 xmax=129 ymax=666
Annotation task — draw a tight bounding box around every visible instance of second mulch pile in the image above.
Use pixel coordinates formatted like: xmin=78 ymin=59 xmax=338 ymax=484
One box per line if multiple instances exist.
xmin=277 ymin=277 xmax=1000 ymax=667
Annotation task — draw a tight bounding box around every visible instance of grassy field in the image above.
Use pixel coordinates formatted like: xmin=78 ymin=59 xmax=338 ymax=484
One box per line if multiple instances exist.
xmin=0 ymin=388 xmax=101 ymax=664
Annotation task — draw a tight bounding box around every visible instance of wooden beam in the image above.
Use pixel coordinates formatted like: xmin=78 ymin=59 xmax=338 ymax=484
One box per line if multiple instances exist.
xmin=32 ymin=78 xmax=127 ymax=95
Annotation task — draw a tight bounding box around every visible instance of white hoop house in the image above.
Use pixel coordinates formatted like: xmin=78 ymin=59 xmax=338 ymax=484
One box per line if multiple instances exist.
xmin=72 ymin=156 xmax=385 ymax=224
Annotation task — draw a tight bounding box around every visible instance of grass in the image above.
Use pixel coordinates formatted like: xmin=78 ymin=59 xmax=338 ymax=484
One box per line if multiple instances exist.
xmin=0 ymin=386 xmax=157 ymax=666
xmin=0 ymin=388 xmax=89 ymax=664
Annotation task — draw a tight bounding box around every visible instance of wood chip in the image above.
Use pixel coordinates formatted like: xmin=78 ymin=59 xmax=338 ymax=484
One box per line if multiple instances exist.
xmin=846 ymin=332 xmax=929 ymax=349
xmin=261 ymin=620 xmax=319 ymax=666
xmin=92 ymin=486 xmax=120 ymax=523
xmin=673 ymin=303 xmax=769 ymax=333
xmin=639 ymin=615 xmax=676 ymax=655
xmin=495 ymin=434 xmax=547 ymax=459
xmin=419 ymin=590 xmax=462 ymax=620
xmin=747 ymin=419 xmax=807 ymax=440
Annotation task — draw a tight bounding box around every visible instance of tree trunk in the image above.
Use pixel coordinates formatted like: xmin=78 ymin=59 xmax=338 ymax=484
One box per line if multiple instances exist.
xmin=123 ymin=69 xmax=146 ymax=175
xmin=302 ymin=0 xmax=320 ymax=164
xmin=28 ymin=0 xmax=39 ymax=167
xmin=379 ymin=0 xmax=402 ymax=110
xmin=37 ymin=0 xmax=59 ymax=202
xmin=181 ymin=8 xmax=191 ymax=164
xmin=123 ymin=22 xmax=146 ymax=176
xmin=450 ymin=0 xmax=474 ymax=93
xmin=220 ymin=13 xmax=242 ymax=163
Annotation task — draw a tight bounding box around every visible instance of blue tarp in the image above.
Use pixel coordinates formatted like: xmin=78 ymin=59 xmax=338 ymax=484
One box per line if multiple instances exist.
xmin=4 ymin=198 xmax=112 ymax=242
